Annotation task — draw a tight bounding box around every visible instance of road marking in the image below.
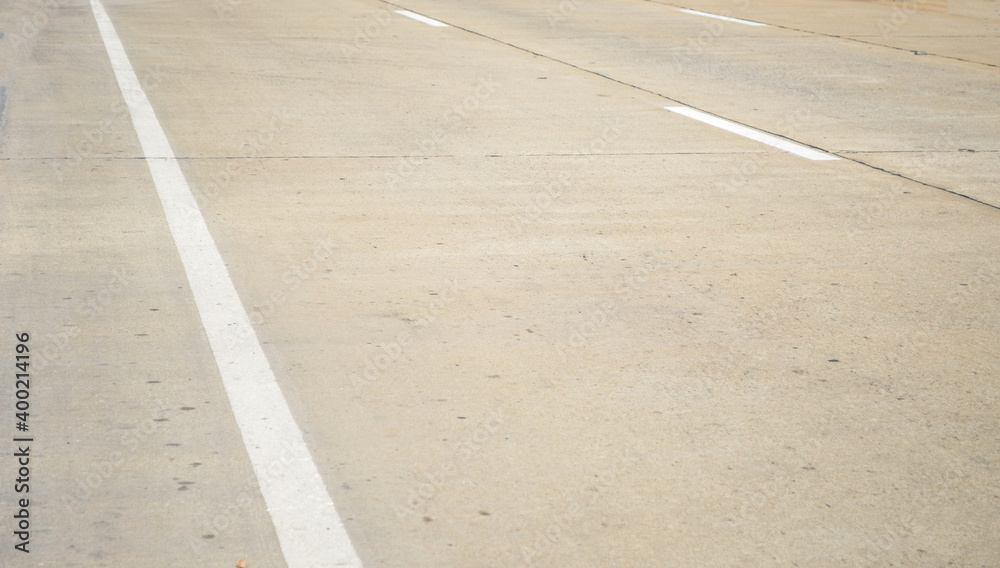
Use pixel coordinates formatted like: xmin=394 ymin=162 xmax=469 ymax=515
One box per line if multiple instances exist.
xmin=677 ymin=8 xmax=767 ymax=27
xmin=395 ymin=9 xmax=448 ymax=27
xmin=88 ymin=1 xmax=363 ymax=566
xmin=665 ymin=107 xmax=839 ymax=161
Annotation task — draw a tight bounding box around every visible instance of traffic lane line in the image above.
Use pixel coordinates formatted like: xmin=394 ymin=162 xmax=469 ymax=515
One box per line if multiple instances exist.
xmin=87 ymin=0 xmax=363 ymax=566
xmin=677 ymin=8 xmax=767 ymax=27
xmin=665 ymin=106 xmax=839 ymax=161
xmin=395 ymin=9 xmax=449 ymax=27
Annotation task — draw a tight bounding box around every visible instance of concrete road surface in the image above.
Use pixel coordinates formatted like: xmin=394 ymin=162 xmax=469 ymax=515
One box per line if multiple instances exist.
xmin=1 ymin=0 xmax=999 ymax=566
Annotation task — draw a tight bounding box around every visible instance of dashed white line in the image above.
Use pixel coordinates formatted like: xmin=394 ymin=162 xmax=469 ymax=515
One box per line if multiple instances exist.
xmin=677 ymin=8 xmax=767 ymax=27
xmin=395 ymin=9 xmax=449 ymax=27
xmin=666 ymin=107 xmax=839 ymax=161
xmin=88 ymin=0 xmax=364 ymax=566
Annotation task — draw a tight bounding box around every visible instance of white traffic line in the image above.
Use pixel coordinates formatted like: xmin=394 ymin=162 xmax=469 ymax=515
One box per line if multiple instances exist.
xmin=665 ymin=107 xmax=839 ymax=161
xmin=395 ymin=9 xmax=449 ymax=27
xmin=88 ymin=1 xmax=364 ymax=567
xmin=677 ymin=8 xmax=766 ymax=27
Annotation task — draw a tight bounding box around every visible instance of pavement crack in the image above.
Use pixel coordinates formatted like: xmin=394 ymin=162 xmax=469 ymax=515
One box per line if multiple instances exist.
xmin=379 ymin=1 xmax=837 ymax=158
xmin=647 ymin=0 xmax=999 ymax=69
xmin=379 ymin=0 xmax=1000 ymax=213
xmin=839 ymin=149 xmax=1000 ymax=154
xmin=836 ymin=154 xmax=1000 ymax=211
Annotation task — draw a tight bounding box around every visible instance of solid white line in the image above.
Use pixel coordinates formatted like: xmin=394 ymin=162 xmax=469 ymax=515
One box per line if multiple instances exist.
xmin=677 ymin=8 xmax=767 ymax=27
xmin=88 ymin=1 xmax=363 ymax=566
xmin=395 ymin=9 xmax=448 ymax=27
xmin=665 ymin=107 xmax=839 ymax=161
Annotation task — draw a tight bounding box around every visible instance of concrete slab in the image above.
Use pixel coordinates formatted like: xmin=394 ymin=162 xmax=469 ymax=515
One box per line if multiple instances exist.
xmin=1 ymin=157 xmax=287 ymax=566
xmin=2 ymin=0 xmax=998 ymax=566
xmin=656 ymin=0 xmax=1000 ymax=65
xmin=382 ymin=0 xmax=1000 ymax=204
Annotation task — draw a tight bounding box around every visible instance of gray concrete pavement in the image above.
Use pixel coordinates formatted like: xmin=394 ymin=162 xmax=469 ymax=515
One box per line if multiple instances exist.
xmin=1 ymin=0 xmax=999 ymax=566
